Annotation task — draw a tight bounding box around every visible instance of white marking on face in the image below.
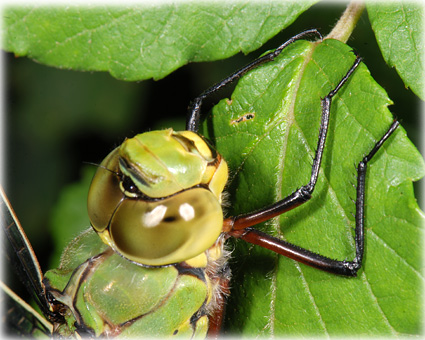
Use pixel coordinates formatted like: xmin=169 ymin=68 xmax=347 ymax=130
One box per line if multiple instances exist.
xmin=179 ymin=203 xmax=195 ymax=221
xmin=143 ymin=205 xmax=167 ymax=227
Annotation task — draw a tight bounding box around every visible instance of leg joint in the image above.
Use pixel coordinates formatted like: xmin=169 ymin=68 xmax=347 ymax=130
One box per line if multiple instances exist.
xmin=300 ymin=184 xmax=314 ymax=198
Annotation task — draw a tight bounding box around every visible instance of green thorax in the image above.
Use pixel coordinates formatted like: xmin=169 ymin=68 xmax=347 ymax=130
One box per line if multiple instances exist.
xmin=44 ymin=228 xmax=226 ymax=338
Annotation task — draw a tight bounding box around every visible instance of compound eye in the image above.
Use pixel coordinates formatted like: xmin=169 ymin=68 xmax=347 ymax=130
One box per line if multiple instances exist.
xmin=88 ymin=148 xmax=124 ymax=233
xmin=120 ymin=176 xmax=140 ymax=198
xmin=108 ymin=188 xmax=223 ymax=266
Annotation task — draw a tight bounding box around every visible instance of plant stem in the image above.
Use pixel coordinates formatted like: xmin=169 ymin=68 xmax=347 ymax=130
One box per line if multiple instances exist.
xmin=326 ymin=1 xmax=365 ymax=43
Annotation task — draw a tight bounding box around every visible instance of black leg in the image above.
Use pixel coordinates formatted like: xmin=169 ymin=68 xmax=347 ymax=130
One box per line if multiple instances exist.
xmin=185 ymin=29 xmax=323 ymax=132
xmin=351 ymin=120 xmax=399 ymax=270
xmin=223 ymin=56 xmax=363 ymax=232
xmin=229 ymin=120 xmax=399 ymax=276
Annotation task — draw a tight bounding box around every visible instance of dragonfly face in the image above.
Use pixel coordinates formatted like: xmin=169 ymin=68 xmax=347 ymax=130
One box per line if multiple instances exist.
xmin=88 ymin=129 xmax=228 ymax=266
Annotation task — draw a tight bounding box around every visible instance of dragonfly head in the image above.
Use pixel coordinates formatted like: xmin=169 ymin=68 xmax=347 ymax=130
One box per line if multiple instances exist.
xmin=87 ymin=129 xmax=228 ymax=267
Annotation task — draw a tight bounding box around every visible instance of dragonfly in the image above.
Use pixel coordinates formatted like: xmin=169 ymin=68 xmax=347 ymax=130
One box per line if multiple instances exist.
xmin=2 ymin=29 xmax=399 ymax=338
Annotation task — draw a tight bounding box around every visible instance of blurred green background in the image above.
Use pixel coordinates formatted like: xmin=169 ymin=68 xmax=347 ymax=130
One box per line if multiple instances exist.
xmin=4 ymin=3 xmax=422 ymax=306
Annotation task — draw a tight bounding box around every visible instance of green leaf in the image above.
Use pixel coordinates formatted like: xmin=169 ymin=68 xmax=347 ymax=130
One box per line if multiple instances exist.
xmin=3 ymin=2 xmax=316 ymax=81
xmin=203 ymin=38 xmax=424 ymax=336
xmin=367 ymin=3 xmax=424 ymax=99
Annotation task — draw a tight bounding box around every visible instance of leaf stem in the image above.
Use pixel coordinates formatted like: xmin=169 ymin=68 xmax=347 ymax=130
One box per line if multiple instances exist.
xmin=326 ymin=1 xmax=365 ymax=43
